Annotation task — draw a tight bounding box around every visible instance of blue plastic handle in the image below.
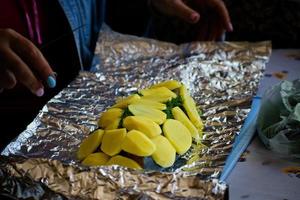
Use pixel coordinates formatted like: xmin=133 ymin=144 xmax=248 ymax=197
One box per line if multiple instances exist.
xmin=220 ymin=96 xmax=261 ymax=182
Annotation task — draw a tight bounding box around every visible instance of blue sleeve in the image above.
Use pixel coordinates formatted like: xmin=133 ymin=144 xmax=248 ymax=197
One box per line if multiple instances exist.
xmin=58 ymin=0 xmax=106 ymax=70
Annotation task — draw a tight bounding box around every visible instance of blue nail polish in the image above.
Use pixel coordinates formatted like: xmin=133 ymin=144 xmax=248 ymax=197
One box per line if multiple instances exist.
xmin=47 ymin=76 xmax=56 ymax=88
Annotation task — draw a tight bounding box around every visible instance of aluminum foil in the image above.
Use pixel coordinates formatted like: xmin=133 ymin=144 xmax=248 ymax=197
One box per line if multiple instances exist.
xmin=1 ymin=26 xmax=271 ymax=199
xmin=0 ymin=156 xmax=226 ymax=200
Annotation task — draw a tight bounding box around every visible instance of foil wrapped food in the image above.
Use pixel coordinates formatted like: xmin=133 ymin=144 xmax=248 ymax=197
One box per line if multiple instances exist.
xmin=0 ymin=26 xmax=271 ymax=199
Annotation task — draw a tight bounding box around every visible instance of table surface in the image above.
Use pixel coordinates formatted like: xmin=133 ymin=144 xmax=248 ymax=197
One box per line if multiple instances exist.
xmin=227 ymin=49 xmax=300 ymax=200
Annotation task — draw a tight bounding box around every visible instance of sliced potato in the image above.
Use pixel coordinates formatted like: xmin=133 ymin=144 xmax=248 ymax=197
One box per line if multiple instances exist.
xmin=112 ymin=94 xmax=141 ymax=108
xmin=81 ymin=152 xmax=110 ymax=166
xmin=150 ymin=80 xmax=182 ymax=90
xmin=151 ymin=135 xmax=176 ymax=168
xmin=130 ymin=99 xmax=166 ymax=110
xmin=172 ymin=106 xmax=200 ymax=140
xmin=105 ymin=118 xmax=121 ymax=130
xmin=101 ymin=128 xmax=126 ymax=156
xmin=123 ymin=116 xmax=161 ymax=138
xmin=98 ymin=108 xmax=123 ymax=129
xmin=77 ymin=129 xmax=104 ymax=160
xmin=179 ymin=85 xmax=203 ymax=130
xmin=140 ymin=87 xmax=177 ymax=102
xmin=128 ymin=104 xmax=166 ymax=125
xmin=163 ymin=119 xmax=192 ymax=155
xmin=106 ymin=155 xmax=142 ymax=169
xmin=122 ymin=130 xmax=156 ymax=156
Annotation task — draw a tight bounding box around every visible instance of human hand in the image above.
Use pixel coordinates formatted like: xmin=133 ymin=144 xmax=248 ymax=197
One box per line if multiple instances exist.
xmin=150 ymin=0 xmax=233 ymax=41
xmin=0 ymin=29 xmax=56 ymax=96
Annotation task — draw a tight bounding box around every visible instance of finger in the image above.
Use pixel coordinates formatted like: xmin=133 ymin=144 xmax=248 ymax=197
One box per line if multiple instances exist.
xmin=3 ymin=49 xmax=44 ymax=96
xmin=207 ymin=25 xmax=216 ymax=41
xmin=203 ymin=13 xmax=215 ymax=41
xmin=0 ymin=69 xmax=16 ymax=89
xmin=9 ymin=30 xmax=56 ymax=88
xmin=207 ymin=15 xmax=224 ymax=41
xmin=195 ymin=16 xmax=210 ymax=41
xmin=210 ymin=0 xmax=233 ymax=32
xmin=172 ymin=0 xmax=200 ymax=23
xmin=209 ymin=26 xmax=224 ymax=41
xmin=214 ymin=27 xmax=225 ymax=41
xmin=195 ymin=24 xmax=207 ymax=41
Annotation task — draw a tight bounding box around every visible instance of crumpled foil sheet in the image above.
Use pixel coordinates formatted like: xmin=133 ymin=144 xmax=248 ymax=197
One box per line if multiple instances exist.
xmin=1 ymin=26 xmax=271 ymax=199
xmin=0 ymin=156 xmax=226 ymax=200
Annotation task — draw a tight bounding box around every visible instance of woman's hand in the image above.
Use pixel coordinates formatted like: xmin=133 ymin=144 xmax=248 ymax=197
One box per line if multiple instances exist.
xmin=150 ymin=0 xmax=233 ymax=41
xmin=0 ymin=28 xmax=55 ymax=96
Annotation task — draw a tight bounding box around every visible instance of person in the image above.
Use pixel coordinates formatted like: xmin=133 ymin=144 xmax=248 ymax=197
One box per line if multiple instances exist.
xmin=149 ymin=0 xmax=233 ymax=42
xmin=0 ymin=0 xmax=232 ymax=150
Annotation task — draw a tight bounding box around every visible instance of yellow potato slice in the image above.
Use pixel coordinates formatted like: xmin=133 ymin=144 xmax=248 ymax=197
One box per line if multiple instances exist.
xmin=172 ymin=106 xmax=200 ymax=140
xmin=77 ymin=129 xmax=104 ymax=160
xmin=123 ymin=116 xmax=162 ymax=138
xmin=106 ymin=155 xmax=142 ymax=169
xmin=105 ymin=118 xmax=121 ymax=130
xmin=179 ymin=85 xmax=204 ymax=130
xmin=122 ymin=130 xmax=156 ymax=156
xmin=128 ymin=104 xmax=166 ymax=125
xmin=101 ymin=128 xmax=127 ymax=156
xmin=130 ymin=99 xmax=166 ymax=110
xmin=151 ymin=135 xmax=176 ymax=168
xmin=98 ymin=108 xmax=123 ymax=129
xmin=81 ymin=152 xmax=110 ymax=166
xmin=112 ymin=94 xmax=141 ymax=108
xmin=150 ymin=80 xmax=182 ymax=90
xmin=140 ymin=87 xmax=177 ymax=102
xmin=163 ymin=119 xmax=192 ymax=155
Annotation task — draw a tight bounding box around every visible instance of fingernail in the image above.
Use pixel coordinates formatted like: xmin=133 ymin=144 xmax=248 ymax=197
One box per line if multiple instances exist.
xmin=228 ymin=22 xmax=233 ymax=32
xmin=190 ymin=13 xmax=199 ymax=23
xmin=47 ymin=75 xmax=56 ymax=88
xmin=35 ymin=88 xmax=44 ymax=97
